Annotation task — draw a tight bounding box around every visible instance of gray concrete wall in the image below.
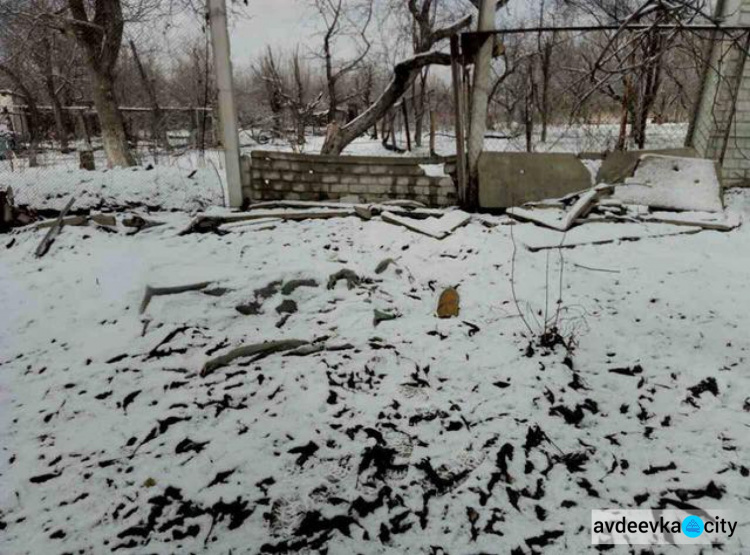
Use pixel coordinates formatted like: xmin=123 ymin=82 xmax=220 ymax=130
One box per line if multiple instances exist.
xmin=690 ymin=0 xmax=750 ymax=187
xmin=243 ymin=150 xmax=457 ymax=207
xmin=478 ymin=152 xmax=592 ymax=209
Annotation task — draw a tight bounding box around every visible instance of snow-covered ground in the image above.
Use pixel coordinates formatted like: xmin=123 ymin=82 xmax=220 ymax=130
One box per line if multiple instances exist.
xmin=0 ymin=190 xmax=748 ymax=553
xmin=1 ymin=147 xmax=226 ymax=212
xmin=1 ymin=123 xmax=687 ymax=212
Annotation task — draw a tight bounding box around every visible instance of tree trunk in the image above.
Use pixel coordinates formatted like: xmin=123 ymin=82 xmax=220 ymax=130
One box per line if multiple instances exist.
xmin=42 ymin=38 xmax=70 ymax=153
xmin=67 ymin=0 xmax=134 ymax=167
xmin=616 ymin=75 xmax=632 ymax=151
xmin=91 ymin=67 xmax=135 ymax=167
xmin=324 ymin=29 xmax=338 ymax=126
xmin=402 ymin=101 xmax=412 ymax=151
xmin=76 ymin=110 xmax=92 ymax=149
xmin=47 ymin=79 xmax=70 ymax=153
xmin=634 ymin=34 xmax=664 ymax=149
xmin=318 ymin=9 xmax=473 ymax=155
xmin=539 ymin=37 xmax=553 ymax=144
xmin=129 ymin=40 xmax=170 ymax=151
xmin=524 ymin=64 xmax=536 ymax=152
xmin=321 ymin=50 xmax=454 ymax=155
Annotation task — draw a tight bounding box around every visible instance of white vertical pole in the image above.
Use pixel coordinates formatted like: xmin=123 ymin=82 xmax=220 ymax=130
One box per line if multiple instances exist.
xmin=467 ymin=0 xmax=497 ymax=210
xmin=208 ymin=0 xmax=243 ymax=208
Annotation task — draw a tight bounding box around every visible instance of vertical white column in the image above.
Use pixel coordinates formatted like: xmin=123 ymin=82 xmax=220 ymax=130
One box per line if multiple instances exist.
xmin=208 ymin=0 xmax=243 ymax=207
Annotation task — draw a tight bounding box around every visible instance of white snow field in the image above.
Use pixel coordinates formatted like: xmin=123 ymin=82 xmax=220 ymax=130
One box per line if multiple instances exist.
xmin=0 ymin=189 xmax=748 ymax=554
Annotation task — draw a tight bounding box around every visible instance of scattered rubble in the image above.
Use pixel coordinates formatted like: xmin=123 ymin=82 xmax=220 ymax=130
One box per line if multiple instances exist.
xmin=506 ymin=156 xmax=741 ymax=244
xmin=35 ymin=196 xmax=76 ymax=258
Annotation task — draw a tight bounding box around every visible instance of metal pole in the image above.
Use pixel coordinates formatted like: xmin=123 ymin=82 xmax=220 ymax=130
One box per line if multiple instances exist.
xmin=207 ymin=0 xmax=243 ymax=208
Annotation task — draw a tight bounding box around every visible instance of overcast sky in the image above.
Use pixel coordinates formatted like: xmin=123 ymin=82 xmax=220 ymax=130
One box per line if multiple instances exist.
xmin=224 ymin=0 xmax=537 ymax=67
xmin=228 ymin=0 xmax=318 ymax=65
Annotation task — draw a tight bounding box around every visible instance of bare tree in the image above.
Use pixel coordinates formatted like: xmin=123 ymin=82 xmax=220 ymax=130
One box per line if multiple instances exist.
xmin=254 ymin=47 xmax=287 ymax=138
xmin=312 ymin=0 xmax=373 ymax=125
xmin=129 ymin=38 xmax=170 ymax=151
xmin=321 ymin=0 xmax=473 ymax=155
xmin=64 ymin=0 xmax=135 ymax=166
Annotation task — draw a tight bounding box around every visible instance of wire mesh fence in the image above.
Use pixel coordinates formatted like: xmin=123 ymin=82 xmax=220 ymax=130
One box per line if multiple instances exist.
xmin=0 ymin=107 xmax=226 ymax=213
xmin=478 ymin=24 xmax=749 ymax=156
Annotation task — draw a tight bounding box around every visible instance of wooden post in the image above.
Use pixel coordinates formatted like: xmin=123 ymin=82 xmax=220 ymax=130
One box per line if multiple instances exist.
xmin=450 ymin=35 xmax=467 ymax=206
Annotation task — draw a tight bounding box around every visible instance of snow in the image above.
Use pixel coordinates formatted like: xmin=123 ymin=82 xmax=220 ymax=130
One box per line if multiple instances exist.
xmin=614 ymin=155 xmax=725 ymax=213
xmin=1 ymin=149 xmax=227 ymax=212
xmin=1 ymin=189 xmax=749 ymax=553
xmin=419 ymin=164 xmax=448 ymax=177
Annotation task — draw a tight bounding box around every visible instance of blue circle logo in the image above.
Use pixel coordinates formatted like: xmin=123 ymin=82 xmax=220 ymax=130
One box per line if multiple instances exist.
xmin=682 ymin=516 xmax=704 ymax=538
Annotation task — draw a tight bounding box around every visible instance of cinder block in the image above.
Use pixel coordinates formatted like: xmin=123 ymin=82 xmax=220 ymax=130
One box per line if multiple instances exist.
xmin=369 ymin=184 xmax=390 ymax=194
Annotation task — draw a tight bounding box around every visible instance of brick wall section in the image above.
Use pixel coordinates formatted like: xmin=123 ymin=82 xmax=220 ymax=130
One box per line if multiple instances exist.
xmin=242 ymin=150 xmax=457 ymax=207
xmin=690 ymin=0 xmax=750 ymax=187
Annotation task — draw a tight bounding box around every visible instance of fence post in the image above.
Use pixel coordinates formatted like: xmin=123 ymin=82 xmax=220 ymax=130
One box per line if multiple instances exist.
xmin=207 ymin=0 xmax=243 ymax=208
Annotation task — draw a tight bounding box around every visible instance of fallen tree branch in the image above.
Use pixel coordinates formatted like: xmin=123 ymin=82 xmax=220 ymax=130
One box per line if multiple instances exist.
xmin=35 ymin=196 xmax=75 ymax=257
xmin=139 ymin=281 xmax=213 ymax=314
xmin=284 ymin=342 xmax=355 ymax=357
xmin=179 ymin=210 xmax=355 ymax=235
xmin=200 ymin=339 xmax=309 ymax=377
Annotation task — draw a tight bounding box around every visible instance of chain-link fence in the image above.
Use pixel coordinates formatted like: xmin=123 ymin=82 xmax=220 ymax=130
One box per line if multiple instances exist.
xmin=478 ymin=25 xmax=726 ymax=155
xmin=0 ymin=105 xmax=226 ymax=213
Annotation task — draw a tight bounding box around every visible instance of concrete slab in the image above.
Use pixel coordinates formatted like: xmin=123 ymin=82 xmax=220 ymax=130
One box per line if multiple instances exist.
xmin=614 ymin=155 xmax=724 ymax=213
xmin=596 ymin=148 xmax=698 ymax=184
xmin=478 ymin=152 xmax=591 ymax=209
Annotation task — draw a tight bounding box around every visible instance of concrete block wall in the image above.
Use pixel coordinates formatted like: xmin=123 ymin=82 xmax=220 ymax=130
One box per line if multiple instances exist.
xmin=690 ymin=0 xmax=750 ymax=186
xmin=242 ymin=150 xmax=457 ymax=207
